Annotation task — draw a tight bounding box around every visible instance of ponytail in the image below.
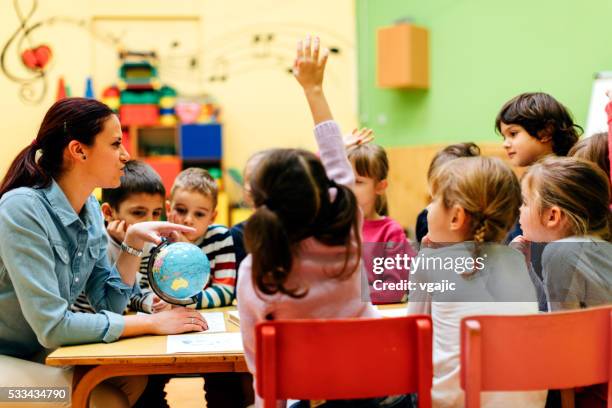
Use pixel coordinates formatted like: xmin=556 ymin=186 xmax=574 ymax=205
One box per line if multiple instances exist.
xmin=244 ymin=148 xmax=361 ymax=298
xmin=0 ymin=97 xmax=113 ymax=199
xmin=0 ymin=144 xmax=49 ymax=199
xmin=245 ymin=205 xmax=306 ymax=298
xmin=313 ymin=182 xmax=361 ymax=280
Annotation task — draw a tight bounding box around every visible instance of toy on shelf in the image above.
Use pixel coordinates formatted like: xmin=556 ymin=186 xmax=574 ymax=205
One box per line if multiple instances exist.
xmin=101 ymin=85 xmax=120 ymax=112
xmin=84 ymin=76 xmax=95 ymax=98
xmin=175 ymin=101 xmax=201 ymax=124
xmin=117 ymin=50 xmax=161 ymax=91
xmin=117 ymin=50 xmax=161 ymax=126
xmin=159 ymin=86 xmax=177 ymax=126
xmin=56 ymin=76 xmax=66 ymax=100
xmin=197 ymin=102 xmax=221 ymax=124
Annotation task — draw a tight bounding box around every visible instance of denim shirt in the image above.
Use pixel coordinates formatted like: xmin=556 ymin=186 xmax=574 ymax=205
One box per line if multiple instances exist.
xmin=0 ymin=180 xmax=132 ymax=359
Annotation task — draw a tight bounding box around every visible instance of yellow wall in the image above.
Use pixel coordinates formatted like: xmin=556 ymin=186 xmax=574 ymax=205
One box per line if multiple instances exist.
xmin=0 ymin=0 xmax=357 ymax=183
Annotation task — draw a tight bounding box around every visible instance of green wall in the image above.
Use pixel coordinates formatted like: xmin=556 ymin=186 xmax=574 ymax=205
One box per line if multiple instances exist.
xmin=356 ymin=0 xmax=612 ymax=146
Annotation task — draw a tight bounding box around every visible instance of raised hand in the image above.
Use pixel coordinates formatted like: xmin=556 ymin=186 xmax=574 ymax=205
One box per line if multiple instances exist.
xmin=293 ymin=35 xmax=333 ymax=125
xmin=293 ymin=35 xmax=329 ymax=92
xmin=344 ymin=128 xmax=375 ymax=149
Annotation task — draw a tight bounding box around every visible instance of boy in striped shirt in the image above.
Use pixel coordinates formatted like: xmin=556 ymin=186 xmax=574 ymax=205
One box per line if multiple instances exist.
xmin=166 ymin=169 xmax=243 ymax=408
xmin=165 ymin=167 xmax=237 ymax=309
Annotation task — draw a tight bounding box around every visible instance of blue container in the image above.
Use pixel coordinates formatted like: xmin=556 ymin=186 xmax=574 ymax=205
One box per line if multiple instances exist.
xmin=179 ymin=124 xmax=222 ymax=160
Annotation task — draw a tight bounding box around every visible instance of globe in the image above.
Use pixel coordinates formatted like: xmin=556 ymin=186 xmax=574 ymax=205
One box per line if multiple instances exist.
xmin=146 ymin=241 xmax=211 ymax=305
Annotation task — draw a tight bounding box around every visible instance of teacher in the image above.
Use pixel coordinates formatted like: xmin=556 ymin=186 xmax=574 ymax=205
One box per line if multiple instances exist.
xmin=0 ymin=97 xmax=207 ymax=408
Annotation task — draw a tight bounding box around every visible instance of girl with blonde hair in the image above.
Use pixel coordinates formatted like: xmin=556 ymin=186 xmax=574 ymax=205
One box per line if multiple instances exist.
xmin=407 ymin=156 xmax=545 ymax=408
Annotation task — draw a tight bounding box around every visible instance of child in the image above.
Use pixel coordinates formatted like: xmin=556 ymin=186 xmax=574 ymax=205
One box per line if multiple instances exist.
xmin=164 ymin=167 xmax=241 ymax=408
xmin=238 ymin=36 xmax=398 ymax=408
xmin=496 ymin=92 xmax=582 ymax=310
xmin=517 ymin=156 xmax=611 ymax=407
xmin=415 ymin=142 xmax=481 ymax=243
xmin=496 ymin=92 xmax=581 ymax=167
xmin=346 ymin=139 xmax=414 ymax=304
xmin=517 ymin=156 xmax=612 ymax=310
xmin=568 ymin=132 xmax=609 ymax=181
xmin=231 ymin=150 xmax=271 ymax=271
xmin=70 ymin=160 xmax=165 ymax=314
xmin=407 ymin=156 xmax=546 ymax=408
xmin=166 ymin=167 xmax=237 ymax=308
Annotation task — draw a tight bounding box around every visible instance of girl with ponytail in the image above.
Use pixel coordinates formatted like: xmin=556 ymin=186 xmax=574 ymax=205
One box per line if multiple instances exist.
xmin=0 ymin=98 xmax=206 ymax=407
xmin=237 ymin=37 xmax=384 ymax=408
xmin=407 ymin=156 xmax=546 ymax=407
xmin=517 ymin=156 xmax=612 ymax=311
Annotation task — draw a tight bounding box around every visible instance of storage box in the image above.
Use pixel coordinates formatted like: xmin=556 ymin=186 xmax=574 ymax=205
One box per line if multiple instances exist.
xmin=377 ymin=23 xmax=429 ymax=89
xmin=179 ymin=124 xmax=222 ymax=160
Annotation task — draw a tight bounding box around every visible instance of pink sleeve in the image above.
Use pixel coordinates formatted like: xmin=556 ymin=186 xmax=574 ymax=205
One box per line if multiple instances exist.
xmin=607 ymin=101 xmax=612 ymax=189
xmin=313 ymin=121 xmax=355 ymax=188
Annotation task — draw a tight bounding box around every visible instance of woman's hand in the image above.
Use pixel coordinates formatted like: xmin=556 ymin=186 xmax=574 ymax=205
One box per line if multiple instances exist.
xmin=293 ymin=35 xmax=329 ymax=93
xmin=123 ymin=221 xmax=196 ymax=250
xmin=148 ymin=307 xmax=208 ymax=334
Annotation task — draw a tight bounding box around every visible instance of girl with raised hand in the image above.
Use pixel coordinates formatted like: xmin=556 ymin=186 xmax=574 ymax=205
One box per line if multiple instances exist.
xmin=237 ymin=36 xmax=409 ymax=408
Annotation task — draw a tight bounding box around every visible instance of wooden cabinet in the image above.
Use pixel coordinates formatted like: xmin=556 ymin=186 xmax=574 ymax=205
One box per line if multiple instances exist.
xmin=377 ymin=23 xmax=429 ymax=89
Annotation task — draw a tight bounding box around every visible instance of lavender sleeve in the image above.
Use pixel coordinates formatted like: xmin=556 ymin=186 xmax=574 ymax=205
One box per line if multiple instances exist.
xmin=314 ymin=121 xmax=355 ymax=188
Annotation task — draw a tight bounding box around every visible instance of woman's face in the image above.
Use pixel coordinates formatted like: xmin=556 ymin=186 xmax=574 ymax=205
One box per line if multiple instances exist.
xmin=83 ymin=115 xmax=130 ymax=188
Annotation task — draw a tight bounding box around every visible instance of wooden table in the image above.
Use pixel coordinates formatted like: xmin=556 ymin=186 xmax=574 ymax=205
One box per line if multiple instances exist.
xmin=46 ymin=307 xmax=246 ymax=408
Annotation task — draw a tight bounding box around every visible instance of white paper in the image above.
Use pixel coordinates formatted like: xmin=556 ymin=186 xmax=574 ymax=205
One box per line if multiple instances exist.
xmin=136 ymin=311 xmax=226 ymax=333
xmin=377 ymin=307 xmax=407 ymax=318
xmin=227 ymin=310 xmax=240 ymax=325
xmin=167 ymin=332 xmax=243 ymax=354
xmin=200 ymin=312 xmax=226 ymax=333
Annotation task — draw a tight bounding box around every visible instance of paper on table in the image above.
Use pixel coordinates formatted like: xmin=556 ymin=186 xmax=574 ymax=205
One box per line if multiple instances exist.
xmin=200 ymin=312 xmax=226 ymax=333
xmin=227 ymin=310 xmax=240 ymax=326
xmin=137 ymin=311 xmax=226 ymax=333
xmin=167 ymin=332 xmax=243 ymax=354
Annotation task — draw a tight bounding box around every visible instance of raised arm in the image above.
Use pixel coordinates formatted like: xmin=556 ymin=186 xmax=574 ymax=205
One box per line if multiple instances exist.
xmin=294 ymin=36 xmax=354 ymax=187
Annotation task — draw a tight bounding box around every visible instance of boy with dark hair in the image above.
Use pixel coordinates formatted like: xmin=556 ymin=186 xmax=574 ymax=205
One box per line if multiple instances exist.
xmin=70 ymin=160 xmax=166 ymax=314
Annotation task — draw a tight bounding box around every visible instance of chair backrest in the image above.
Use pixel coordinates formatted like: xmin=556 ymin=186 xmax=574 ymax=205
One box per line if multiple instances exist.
xmin=461 ymin=306 xmax=612 ymax=408
xmin=256 ymin=316 xmax=433 ymax=408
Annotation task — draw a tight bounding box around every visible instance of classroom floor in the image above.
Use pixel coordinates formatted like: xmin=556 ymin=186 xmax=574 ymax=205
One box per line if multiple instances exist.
xmin=165 ymin=378 xmax=206 ymax=407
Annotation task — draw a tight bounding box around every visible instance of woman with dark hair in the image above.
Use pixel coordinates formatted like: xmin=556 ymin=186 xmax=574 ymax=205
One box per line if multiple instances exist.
xmin=0 ymin=98 xmax=207 ymax=407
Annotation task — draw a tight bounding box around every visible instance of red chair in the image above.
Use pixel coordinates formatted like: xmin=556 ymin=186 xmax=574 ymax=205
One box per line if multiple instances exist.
xmin=256 ymin=316 xmax=433 ymax=408
xmin=461 ymin=306 xmax=612 ymax=407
